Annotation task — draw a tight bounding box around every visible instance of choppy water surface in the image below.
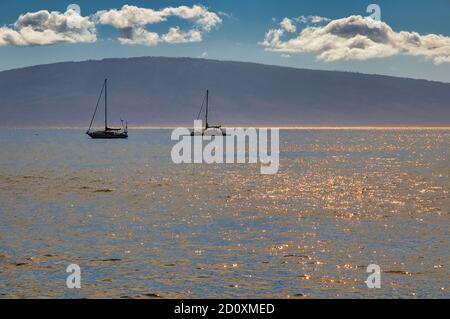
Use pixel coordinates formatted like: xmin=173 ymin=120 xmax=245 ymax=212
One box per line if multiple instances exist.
xmin=0 ymin=129 xmax=448 ymax=299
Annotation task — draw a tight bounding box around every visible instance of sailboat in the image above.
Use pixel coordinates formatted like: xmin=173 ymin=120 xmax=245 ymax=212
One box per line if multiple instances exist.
xmin=86 ymin=79 xmax=128 ymax=139
xmin=191 ymin=90 xmax=226 ymax=136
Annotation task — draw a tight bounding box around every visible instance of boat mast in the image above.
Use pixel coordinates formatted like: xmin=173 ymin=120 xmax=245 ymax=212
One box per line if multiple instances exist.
xmin=104 ymin=78 xmax=108 ymax=131
xmin=87 ymin=80 xmax=106 ymax=134
xmin=205 ymin=89 xmax=209 ymax=129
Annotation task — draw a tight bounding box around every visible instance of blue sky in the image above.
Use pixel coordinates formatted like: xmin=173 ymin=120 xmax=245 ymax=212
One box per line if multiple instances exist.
xmin=0 ymin=0 xmax=449 ymax=82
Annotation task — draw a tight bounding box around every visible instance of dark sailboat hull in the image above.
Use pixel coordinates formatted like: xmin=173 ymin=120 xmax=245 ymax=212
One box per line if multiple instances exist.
xmin=87 ymin=131 xmax=128 ymax=139
xmin=87 ymin=79 xmax=129 ymax=139
xmin=192 ymin=90 xmax=226 ymax=136
xmin=190 ymin=131 xmax=227 ymax=136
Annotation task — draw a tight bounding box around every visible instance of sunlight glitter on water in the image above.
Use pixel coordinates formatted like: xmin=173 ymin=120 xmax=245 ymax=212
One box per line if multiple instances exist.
xmin=0 ymin=129 xmax=448 ymax=298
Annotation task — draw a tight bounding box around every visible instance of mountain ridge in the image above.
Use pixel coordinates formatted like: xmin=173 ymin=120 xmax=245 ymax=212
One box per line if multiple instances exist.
xmin=2 ymin=56 xmax=448 ymax=85
xmin=0 ymin=56 xmax=449 ymax=126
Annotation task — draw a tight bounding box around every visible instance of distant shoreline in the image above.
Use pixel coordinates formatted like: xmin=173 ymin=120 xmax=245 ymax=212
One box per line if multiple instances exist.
xmin=2 ymin=126 xmax=449 ymax=130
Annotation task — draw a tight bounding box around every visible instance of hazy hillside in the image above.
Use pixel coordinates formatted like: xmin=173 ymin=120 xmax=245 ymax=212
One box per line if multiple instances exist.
xmin=0 ymin=57 xmax=449 ymax=126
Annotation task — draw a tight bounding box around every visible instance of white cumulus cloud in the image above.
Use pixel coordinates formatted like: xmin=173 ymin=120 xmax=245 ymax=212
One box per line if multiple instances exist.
xmin=0 ymin=8 xmax=96 ymax=46
xmin=161 ymin=27 xmax=202 ymax=44
xmin=261 ymin=15 xmax=450 ymax=65
xmin=95 ymin=4 xmax=221 ymax=46
xmin=0 ymin=4 xmax=222 ymax=47
xmin=280 ymin=18 xmax=296 ymax=33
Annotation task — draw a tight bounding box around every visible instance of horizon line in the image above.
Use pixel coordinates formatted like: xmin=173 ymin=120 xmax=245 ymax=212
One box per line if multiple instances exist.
xmin=2 ymin=126 xmax=449 ymax=130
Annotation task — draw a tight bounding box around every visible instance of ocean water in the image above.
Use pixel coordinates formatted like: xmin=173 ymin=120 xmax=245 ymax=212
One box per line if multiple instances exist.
xmin=0 ymin=128 xmax=448 ymax=299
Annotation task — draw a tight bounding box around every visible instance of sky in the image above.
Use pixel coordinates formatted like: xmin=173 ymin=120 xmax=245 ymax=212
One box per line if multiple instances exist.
xmin=0 ymin=0 xmax=449 ymax=82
